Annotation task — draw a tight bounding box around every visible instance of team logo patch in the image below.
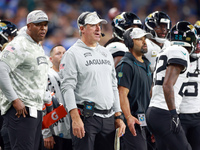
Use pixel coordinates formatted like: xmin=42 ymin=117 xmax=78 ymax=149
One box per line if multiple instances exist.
xmin=85 ymin=59 xmax=111 ymax=66
xmin=188 ymin=25 xmax=197 ymax=34
xmin=100 ymin=51 xmax=107 ymax=57
xmin=84 ymin=52 xmax=92 ymax=57
xmin=0 ymin=22 xmax=7 ymax=30
xmin=118 ymin=72 xmax=123 ymax=78
xmin=5 ymin=46 xmax=15 ymax=52
xmin=113 ymin=15 xmax=125 ymax=25
xmin=188 ymin=25 xmax=195 ymax=31
xmin=151 ymin=51 xmax=157 ymax=57
xmin=1 ymin=51 xmax=9 ymax=58
xmin=147 ymin=13 xmax=153 ymax=18
xmin=37 ymin=56 xmax=48 ymax=65
xmin=146 ymin=13 xmax=154 ymax=21
xmin=86 ymin=105 xmax=92 ymax=110
xmin=181 ymin=51 xmax=186 ymax=55
xmin=59 ymin=64 xmax=65 ymax=70
xmin=196 ymin=21 xmax=200 ymax=26
xmin=133 ymin=19 xmax=142 ymax=24
xmin=115 ymin=14 xmax=123 ymax=20
xmin=186 ymin=37 xmax=191 ymax=41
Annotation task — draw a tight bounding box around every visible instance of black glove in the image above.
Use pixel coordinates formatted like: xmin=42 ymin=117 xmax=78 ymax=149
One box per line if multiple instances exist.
xmin=170 ymin=109 xmax=180 ymax=134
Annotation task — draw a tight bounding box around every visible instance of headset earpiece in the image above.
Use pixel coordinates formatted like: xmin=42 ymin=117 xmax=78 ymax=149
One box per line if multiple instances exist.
xmin=123 ymin=28 xmax=134 ymax=49
xmin=78 ymin=12 xmax=90 ymax=26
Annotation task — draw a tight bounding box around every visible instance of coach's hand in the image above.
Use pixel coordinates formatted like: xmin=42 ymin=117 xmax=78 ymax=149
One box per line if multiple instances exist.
xmin=114 ymin=112 xmax=126 ymax=137
xmin=12 ymin=98 xmax=28 ymax=118
xmin=70 ymin=108 xmax=85 ymax=139
xmin=126 ymin=115 xmax=141 ymax=136
xmin=44 ymin=136 xmax=55 ymax=149
xmin=170 ymin=109 xmax=180 ymax=134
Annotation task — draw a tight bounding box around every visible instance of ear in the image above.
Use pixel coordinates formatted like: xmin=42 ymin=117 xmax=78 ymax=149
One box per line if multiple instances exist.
xmin=79 ymin=26 xmax=85 ymax=34
xmin=27 ymin=23 xmax=30 ymax=28
xmin=27 ymin=23 xmax=31 ymax=32
xmin=49 ymin=56 xmax=53 ymax=62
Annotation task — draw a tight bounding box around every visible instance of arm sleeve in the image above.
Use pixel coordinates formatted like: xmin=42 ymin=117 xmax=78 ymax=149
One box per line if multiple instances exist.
xmin=59 ymin=50 xmax=78 ymax=112
xmin=0 ymin=61 xmax=18 ymax=102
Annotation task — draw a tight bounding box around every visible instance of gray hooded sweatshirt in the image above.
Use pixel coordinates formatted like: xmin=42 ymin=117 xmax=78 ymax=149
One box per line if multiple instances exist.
xmin=60 ymin=39 xmax=121 ymax=118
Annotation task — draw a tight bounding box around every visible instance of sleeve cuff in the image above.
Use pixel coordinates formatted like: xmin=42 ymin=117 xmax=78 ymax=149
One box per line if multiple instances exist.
xmin=113 ymin=89 xmax=122 ymax=113
xmin=42 ymin=128 xmax=53 ymax=139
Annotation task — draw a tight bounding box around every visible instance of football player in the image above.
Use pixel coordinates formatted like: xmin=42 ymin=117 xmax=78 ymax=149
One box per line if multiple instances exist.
xmin=144 ymin=11 xmax=171 ymax=72
xmin=146 ymin=21 xmax=197 ymax=150
xmin=194 ymin=20 xmax=200 ymax=35
xmin=0 ymin=20 xmax=17 ymax=51
xmin=179 ymin=21 xmax=200 ymax=150
xmin=105 ymin=12 xmax=143 ymax=67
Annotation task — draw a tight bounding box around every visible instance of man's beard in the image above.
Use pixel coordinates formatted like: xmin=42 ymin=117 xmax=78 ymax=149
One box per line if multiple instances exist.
xmin=141 ymin=48 xmax=147 ymax=54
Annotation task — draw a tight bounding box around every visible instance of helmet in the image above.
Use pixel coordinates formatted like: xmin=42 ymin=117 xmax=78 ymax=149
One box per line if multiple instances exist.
xmin=144 ymin=11 xmax=171 ymax=43
xmin=191 ymin=37 xmax=200 ymax=59
xmin=112 ymin=12 xmax=143 ymax=41
xmin=0 ymin=20 xmax=17 ymax=48
xmin=193 ymin=21 xmax=200 ymax=58
xmin=194 ymin=21 xmax=200 ymax=36
xmin=169 ymin=21 xmax=198 ymax=55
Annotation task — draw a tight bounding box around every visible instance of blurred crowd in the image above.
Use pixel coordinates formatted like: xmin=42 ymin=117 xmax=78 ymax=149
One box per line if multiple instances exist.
xmin=0 ymin=0 xmax=199 ymax=56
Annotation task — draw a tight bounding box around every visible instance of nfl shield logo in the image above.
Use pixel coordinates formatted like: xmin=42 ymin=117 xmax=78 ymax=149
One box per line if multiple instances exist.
xmin=118 ymin=72 xmax=123 ymax=78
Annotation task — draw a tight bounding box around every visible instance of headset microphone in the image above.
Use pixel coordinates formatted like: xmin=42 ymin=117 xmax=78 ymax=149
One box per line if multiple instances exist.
xmin=101 ymin=33 xmax=105 ymax=37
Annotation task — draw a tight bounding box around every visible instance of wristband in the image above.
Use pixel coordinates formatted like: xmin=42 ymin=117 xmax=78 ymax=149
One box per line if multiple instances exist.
xmin=169 ymin=109 xmax=177 ymax=116
xmin=115 ymin=114 xmax=124 ymax=120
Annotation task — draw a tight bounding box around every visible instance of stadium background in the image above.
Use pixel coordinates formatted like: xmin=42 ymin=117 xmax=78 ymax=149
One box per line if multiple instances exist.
xmin=0 ymin=0 xmax=199 ymax=55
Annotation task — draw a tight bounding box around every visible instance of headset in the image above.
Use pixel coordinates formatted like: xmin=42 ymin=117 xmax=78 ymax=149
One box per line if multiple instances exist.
xmin=78 ymin=12 xmax=105 ymax=37
xmin=123 ymin=28 xmax=134 ymax=49
xmin=78 ymin=12 xmax=90 ymax=26
xmin=78 ymin=12 xmax=103 ymax=26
